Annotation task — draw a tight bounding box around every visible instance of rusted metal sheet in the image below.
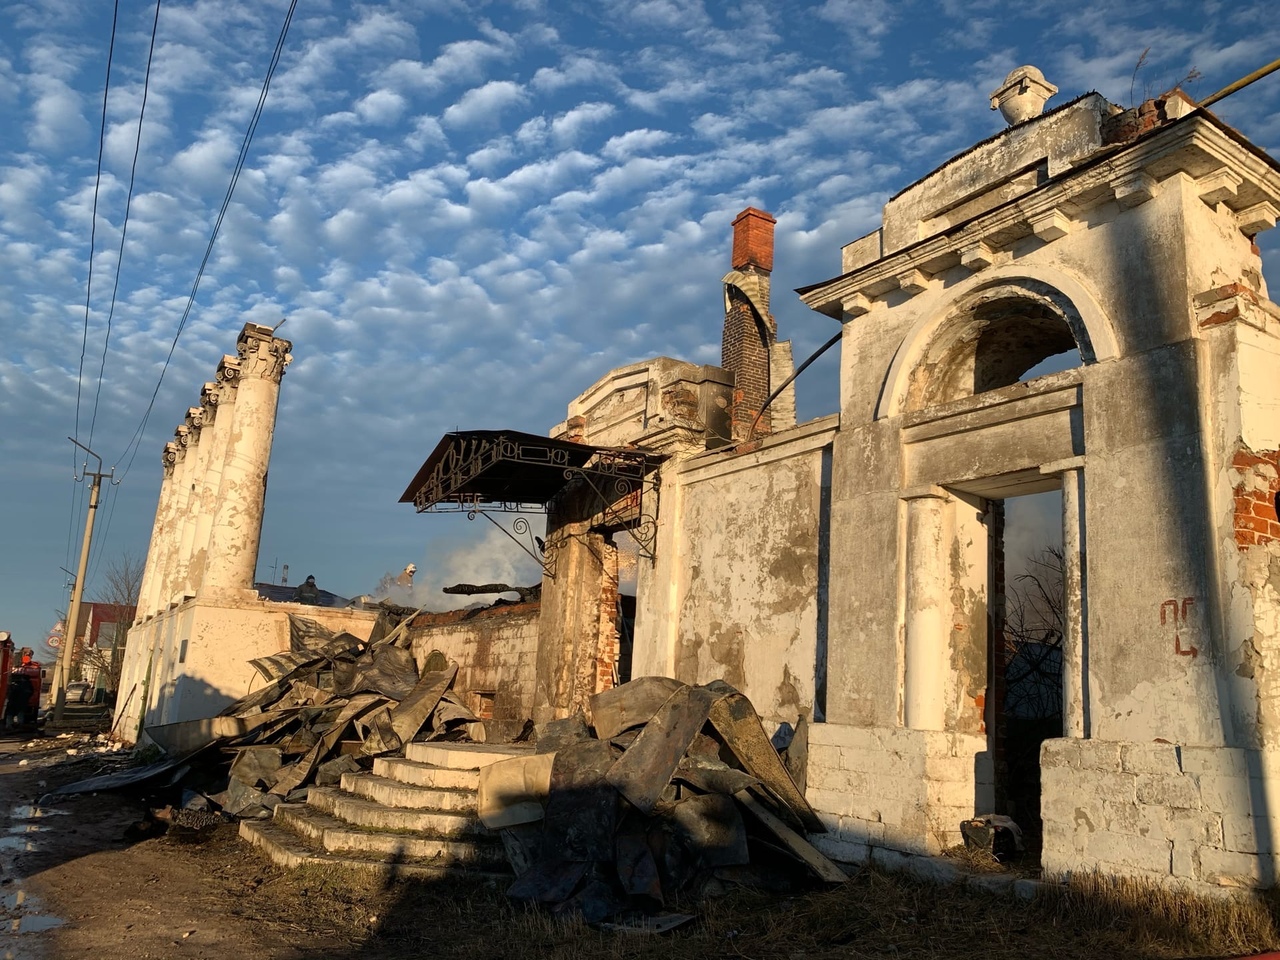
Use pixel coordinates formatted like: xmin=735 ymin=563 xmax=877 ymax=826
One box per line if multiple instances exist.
xmin=673 ymin=755 xmax=759 ymax=796
xmin=335 ymin=644 xmax=417 ymax=701
xmin=708 ymin=689 xmax=824 ymax=833
xmin=665 ymin=793 xmax=749 ymax=868
xmin=543 ymin=740 xmax=618 ymax=861
xmin=506 ymin=858 xmax=589 ymax=903
xmin=615 ymin=815 xmax=663 ymax=902
xmin=358 ymin=705 xmax=402 ymax=757
xmin=605 ymin=683 xmax=723 ymax=813
xmin=388 ymin=665 xmax=456 ymax=743
xmin=229 ymin=746 xmax=283 ymax=788
xmin=734 ymin=790 xmax=847 ymax=883
xmin=589 ymin=676 xmax=686 ymax=740
xmin=536 ymin=712 xmax=592 ymax=753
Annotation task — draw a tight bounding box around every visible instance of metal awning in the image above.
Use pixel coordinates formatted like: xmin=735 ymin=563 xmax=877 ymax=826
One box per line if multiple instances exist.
xmin=399 ymin=429 xmax=663 ymax=514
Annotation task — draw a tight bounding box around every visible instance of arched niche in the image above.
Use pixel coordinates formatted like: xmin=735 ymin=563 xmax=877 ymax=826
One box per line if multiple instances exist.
xmin=877 ymin=267 xmax=1119 ymax=420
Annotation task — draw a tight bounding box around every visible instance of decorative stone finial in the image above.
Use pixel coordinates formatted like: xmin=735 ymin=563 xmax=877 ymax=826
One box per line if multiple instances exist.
xmin=989 ymin=65 xmax=1058 ymax=126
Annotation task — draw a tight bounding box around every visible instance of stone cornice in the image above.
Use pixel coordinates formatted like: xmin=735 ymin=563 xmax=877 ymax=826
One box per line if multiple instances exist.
xmin=236 ymin=322 xmax=293 ymax=383
xmin=799 ymin=116 xmax=1280 ymax=319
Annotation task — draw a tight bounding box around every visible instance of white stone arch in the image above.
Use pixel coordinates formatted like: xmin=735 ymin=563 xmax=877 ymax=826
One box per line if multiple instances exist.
xmin=876 ymin=264 xmax=1120 ymax=420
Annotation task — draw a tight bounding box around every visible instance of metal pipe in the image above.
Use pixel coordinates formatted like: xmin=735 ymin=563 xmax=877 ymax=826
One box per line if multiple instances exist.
xmin=746 ymin=330 xmax=843 ymax=442
xmin=1201 ymin=56 xmax=1280 ymax=108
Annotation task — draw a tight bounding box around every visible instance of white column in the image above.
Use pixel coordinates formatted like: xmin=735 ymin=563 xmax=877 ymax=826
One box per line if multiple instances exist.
xmin=135 ymin=442 xmax=178 ymax=618
xmin=156 ymin=426 xmax=195 ymax=609
xmin=188 ymin=363 xmax=239 ymax=595
xmin=903 ymin=488 xmax=950 ymax=731
xmin=1061 ymin=467 xmax=1087 ymax=737
xmin=171 ymin=406 xmax=206 ymax=600
xmin=203 ymin=323 xmax=291 ymax=596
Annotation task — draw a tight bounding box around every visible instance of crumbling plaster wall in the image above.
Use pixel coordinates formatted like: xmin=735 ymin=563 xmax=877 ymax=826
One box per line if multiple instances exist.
xmin=804 ymin=100 xmax=1280 ymax=887
xmin=639 ymin=416 xmax=837 ymax=727
xmin=408 ymin=603 xmax=540 ymax=739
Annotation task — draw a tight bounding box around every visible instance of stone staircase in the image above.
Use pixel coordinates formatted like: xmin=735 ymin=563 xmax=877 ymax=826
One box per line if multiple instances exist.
xmin=239 ymin=741 xmax=532 ymax=878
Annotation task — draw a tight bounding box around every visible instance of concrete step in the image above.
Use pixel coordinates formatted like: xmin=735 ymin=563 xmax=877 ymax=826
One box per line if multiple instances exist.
xmin=339 ymin=773 xmax=478 ymax=813
xmin=239 ymin=818 xmax=509 ymax=880
xmin=374 ymin=757 xmax=480 ymax=791
xmin=404 ymin=742 xmax=533 ymax=769
xmin=310 ymin=786 xmax=480 ymax=835
xmin=272 ymin=804 xmax=506 ymax=865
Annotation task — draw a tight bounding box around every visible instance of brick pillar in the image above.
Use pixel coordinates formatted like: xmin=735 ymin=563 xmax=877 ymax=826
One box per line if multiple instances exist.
xmin=724 ymin=208 xmax=777 ymax=442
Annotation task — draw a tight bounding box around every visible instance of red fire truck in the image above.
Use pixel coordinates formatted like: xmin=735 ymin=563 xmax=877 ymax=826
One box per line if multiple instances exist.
xmin=0 ymin=635 xmax=43 ymax=727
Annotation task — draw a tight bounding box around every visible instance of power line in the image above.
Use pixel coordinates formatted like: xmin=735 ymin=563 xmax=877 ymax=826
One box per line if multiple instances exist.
xmin=115 ymin=0 xmax=299 ymax=480
xmin=73 ymin=0 xmax=120 ymax=447
xmin=87 ymin=0 xmax=163 ymax=451
xmin=67 ymin=0 xmax=120 ymax=577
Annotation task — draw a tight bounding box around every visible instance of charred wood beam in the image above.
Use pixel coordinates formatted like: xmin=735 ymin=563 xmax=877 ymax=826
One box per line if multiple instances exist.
xmin=443 ymin=582 xmax=541 ymax=603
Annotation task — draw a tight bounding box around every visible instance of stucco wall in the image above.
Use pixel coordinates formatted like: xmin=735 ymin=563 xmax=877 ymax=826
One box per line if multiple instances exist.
xmin=644 ymin=417 xmax=835 ymax=726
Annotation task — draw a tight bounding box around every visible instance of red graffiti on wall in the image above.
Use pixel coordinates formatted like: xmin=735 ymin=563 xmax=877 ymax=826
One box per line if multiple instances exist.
xmin=1160 ymin=597 xmax=1198 ymax=658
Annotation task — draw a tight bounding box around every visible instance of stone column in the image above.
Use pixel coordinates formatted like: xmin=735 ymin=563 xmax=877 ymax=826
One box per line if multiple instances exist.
xmin=903 ymin=487 xmax=950 ymax=731
xmin=202 ymin=323 xmax=292 ymax=596
xmin=156 ymin=425 xmax=195 ymax=609
xmin=1060 ymin=467 xmax=1087 ymax=737
xmin=170 ymin=406 xmax=206 ymax=601
xmin=188 ymin=360 xmax=239 ymax=594
xmin=135 ymin=442 xmax=179 ymax=619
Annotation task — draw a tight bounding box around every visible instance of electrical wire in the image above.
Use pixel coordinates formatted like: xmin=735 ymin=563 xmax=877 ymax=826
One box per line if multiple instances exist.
xmin=66 ymin=0 xmax=120 ymax=577
xmin=87 ymin=0 xmax=163 ymax=451
xmin=115 ymin=0 xmax=299 ymax=481
xmin=73 ymin=0 xmax=119 ymax=448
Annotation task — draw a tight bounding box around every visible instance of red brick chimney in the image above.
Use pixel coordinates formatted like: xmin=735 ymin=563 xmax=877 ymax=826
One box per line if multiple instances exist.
xmin=731 ymin=207 xmax=775 ymax=273
xmin=724 ymin=208 xmax=777 ymax=442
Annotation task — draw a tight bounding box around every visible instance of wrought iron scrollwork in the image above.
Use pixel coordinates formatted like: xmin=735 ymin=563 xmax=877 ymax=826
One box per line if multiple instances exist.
xmin=562 ymin=466 xmax=660 ymax=563
xmin=468 ymin=509 xmax=556 ymax=580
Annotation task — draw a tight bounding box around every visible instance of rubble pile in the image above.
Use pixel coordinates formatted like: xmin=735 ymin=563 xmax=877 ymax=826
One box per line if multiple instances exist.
xmin=481 ymin=676 xmax=846 ymax=922
xmin=55 ymin=610 xmax=478 ymax=813
xmin=209 ymin=612 xmax=479 ymax=816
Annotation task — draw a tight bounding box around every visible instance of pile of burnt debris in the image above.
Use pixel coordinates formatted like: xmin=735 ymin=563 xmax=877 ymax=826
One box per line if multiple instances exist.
xmin=53 ymin=609 xmax=479 ymax=814
xmin=481 ymin=676 xmax=846 ymax=923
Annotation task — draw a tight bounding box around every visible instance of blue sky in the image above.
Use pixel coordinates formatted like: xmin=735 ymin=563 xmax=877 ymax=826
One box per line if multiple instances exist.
xmin=2 ymin=0 xmax=1279 ymax=655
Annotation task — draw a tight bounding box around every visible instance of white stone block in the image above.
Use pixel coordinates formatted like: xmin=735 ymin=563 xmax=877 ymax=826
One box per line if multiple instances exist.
xmin=1179 ymin=746 xmax=1246 ymax=778
xmin=1199 ymin=846 xmax=1267 ymax=887
xmin=1084 ymin=832 xmax=1172 ymax=874
xmin=1221 ymin=814 xmax=1280 ymax=855
xmin=1172 ymin=841 xmax=1199 ymax=880
xmin=1197 ymin=774 xmax=1256 ymax=816
xmin=1120 ymin=742 xmax=1182 ymax=775
xmin=1075 ymin=741 xmax=1124 ymax=772
xmin=810 ymin=835 xmax=870 ymax=865
xmin=1136 ymin=774 xmax=1200 ymax=809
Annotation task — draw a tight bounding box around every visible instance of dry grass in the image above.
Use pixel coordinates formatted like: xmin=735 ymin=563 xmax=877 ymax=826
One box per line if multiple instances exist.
xmin=209 ymin=837 xmax=1280 ymax=960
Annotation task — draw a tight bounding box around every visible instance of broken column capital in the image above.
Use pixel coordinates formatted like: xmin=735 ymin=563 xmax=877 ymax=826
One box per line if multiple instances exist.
xmin=162 ymin=441 xmax=178 ymax=476
xmin=236 ymin=323 xmax=293 ymax=383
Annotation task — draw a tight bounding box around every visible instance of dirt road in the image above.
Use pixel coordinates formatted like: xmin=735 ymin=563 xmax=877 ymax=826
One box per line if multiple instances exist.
xmin=3 ymin=733 xmax=1279 ymax=960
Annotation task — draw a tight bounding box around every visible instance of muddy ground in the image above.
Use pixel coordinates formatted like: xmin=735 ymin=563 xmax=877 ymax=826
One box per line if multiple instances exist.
xmin=3 ymin=733 xmax=1280 ymax=960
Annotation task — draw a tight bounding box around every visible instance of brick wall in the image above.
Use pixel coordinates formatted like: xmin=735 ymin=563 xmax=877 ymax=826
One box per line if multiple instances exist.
xmin=408 ymin=601 xmax=540 ymax=739
xmin=1232 ymin=448 xmax=1280 ymax=548
xmin=724 ymin=208 xmax=778 ymax=443
xmin=723 ymin=291 xmax=774 ymax=440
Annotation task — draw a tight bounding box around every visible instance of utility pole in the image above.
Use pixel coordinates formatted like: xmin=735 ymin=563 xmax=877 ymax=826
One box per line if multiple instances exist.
xmin=51 ymin=439 xmax=115 ymax=725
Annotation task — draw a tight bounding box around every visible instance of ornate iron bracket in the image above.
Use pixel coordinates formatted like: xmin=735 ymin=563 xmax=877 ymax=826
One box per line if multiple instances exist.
xmin=469 ymin=510 xmax=557 ymax=580
xmin=562 ymin=462 xmax=660 ymax=563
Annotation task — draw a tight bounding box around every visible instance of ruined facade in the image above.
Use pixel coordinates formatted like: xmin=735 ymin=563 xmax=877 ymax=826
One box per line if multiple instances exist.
xmin=483 ymin=77 xmax=1280 ymax=892
xmin=115 ymin=322 xmax=377 ymax=742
